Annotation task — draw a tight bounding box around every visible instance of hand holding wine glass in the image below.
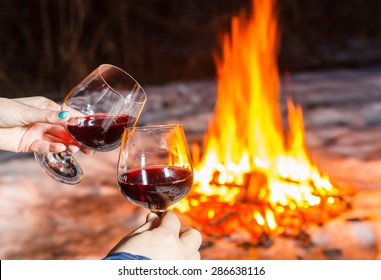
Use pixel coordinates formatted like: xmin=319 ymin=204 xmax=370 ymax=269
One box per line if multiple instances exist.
xmin=34 ymin=64 xmax=146 ymax=185
xmin=106 ymin=210 xmax=202 ymax=260
xmin=0 ymin=96 xmax=81 ymax=153
xmin=117 ymin=124 xmax=193 ymax=216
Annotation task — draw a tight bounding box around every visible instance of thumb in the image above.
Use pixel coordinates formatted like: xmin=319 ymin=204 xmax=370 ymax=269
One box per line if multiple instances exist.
xmin=146 ymin=212 xmax=159 ymax=223
xmin=19 ymin=106 xmax=70 ymax=125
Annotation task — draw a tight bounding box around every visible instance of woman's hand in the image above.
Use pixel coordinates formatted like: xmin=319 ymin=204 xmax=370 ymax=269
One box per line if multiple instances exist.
xmin=0 ymin=96 xmax=81 ymax=153
xmin=107 ymin=211 xmax=202 ymax=260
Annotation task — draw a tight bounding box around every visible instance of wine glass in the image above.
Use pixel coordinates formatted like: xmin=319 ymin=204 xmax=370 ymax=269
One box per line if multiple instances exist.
xmin=117 ymin=124 xmax=193 ymax=216
xmin=34 ymin=64 xmax=146 ymax=185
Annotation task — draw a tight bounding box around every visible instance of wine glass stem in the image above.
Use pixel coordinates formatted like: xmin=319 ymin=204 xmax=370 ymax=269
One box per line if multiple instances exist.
xmin=151 ymin=210 xmax=166 ymax=218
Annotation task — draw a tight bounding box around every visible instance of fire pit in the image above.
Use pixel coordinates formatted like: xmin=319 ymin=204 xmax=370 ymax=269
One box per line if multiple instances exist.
xmin=165 ymin=0 xmax=349 ymax=249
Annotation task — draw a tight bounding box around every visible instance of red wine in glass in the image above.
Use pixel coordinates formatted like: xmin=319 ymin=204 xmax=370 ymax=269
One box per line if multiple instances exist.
xmin=118 ymin=166 xmax=193 ymax=212
xmin=34 ymin=64 xmax=146 ymax=185
xmin=66 ymin=114 xmax=136 ymax=151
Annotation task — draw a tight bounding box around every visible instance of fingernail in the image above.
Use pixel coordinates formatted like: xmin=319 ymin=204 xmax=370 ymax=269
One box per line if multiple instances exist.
xmin=58 ymin=111 xmax=69 ymax=119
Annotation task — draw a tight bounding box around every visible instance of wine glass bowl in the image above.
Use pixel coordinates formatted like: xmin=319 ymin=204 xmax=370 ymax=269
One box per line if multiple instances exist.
xmin=34 ymin=64 xmax=146 ymax=185
xmin=117 ymin=124 xmax=193 ymax=215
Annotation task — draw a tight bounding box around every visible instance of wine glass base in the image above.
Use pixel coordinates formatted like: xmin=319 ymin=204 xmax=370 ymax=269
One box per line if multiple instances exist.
xmin=34 ymin=152 xmax=83 ymax=185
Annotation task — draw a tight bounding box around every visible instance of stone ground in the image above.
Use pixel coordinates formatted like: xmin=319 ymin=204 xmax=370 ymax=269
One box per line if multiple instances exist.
xmin=1 ymin=67 xmax=381 ymax=259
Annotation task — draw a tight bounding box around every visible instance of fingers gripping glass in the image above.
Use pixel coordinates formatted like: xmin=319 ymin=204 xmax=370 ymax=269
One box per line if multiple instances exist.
xmin=117 ymin=124 xmax=193 ymax=216
xmin=35 ymin=64 xmax=146 ymax=185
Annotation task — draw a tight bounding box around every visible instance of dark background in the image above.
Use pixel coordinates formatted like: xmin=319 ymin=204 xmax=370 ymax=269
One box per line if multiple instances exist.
xmin=1 ymin=0 xmax=381 ymax=99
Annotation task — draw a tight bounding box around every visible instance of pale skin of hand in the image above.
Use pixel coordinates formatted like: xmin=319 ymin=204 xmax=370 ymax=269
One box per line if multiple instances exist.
xmin=107 ymin=211 xmax=202 ymax=260
xmin=0 ymin=96 xmax=89 ymax=153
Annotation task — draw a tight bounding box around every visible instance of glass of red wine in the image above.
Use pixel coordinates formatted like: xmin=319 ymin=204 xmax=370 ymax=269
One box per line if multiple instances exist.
xmin=117 ymin=124 xmax=193 ymax=216
xmin=34 ymin=64 xmax=146 ymax=185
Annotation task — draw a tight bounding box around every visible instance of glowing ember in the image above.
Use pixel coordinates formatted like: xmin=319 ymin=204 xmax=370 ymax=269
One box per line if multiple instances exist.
xmin=172 ymin=0 xmax=346 ymax=240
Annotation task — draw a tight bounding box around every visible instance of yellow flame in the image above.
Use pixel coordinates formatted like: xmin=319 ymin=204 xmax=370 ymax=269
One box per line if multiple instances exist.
xmin=175 ymin=0 xmax=341 ymax=234
xmin=254 ymin=212 xmax=265 ymax=226
xmin=265 ymin=209 xmax=277 ymax=230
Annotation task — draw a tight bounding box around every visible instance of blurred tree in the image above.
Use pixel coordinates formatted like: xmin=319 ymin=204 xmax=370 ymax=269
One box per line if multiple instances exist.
xmin=1 ymin=0 xmax=381 ymax=98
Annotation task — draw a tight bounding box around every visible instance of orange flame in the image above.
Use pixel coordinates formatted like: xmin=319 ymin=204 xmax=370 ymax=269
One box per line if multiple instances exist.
xmin=173 ymin=0 xmax=344 ymax=239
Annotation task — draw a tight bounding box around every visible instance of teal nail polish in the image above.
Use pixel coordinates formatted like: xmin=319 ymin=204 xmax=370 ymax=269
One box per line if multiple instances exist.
xmin=58 ymin=111 xmax=69 ymax=119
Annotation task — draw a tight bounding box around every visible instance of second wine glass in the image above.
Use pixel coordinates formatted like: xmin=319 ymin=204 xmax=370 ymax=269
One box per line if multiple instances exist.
xmin=34 ymin=64 xmax=146 ymax=185
xmin=117 ymin=124 xmax=193 ymax=216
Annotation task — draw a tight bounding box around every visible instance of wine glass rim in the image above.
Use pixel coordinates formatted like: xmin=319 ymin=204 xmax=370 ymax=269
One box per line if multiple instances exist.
xmin=99 ymin=64 xmax=147 ymax=104
xmin=131 ymin=123 xmax=183 ymax=131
